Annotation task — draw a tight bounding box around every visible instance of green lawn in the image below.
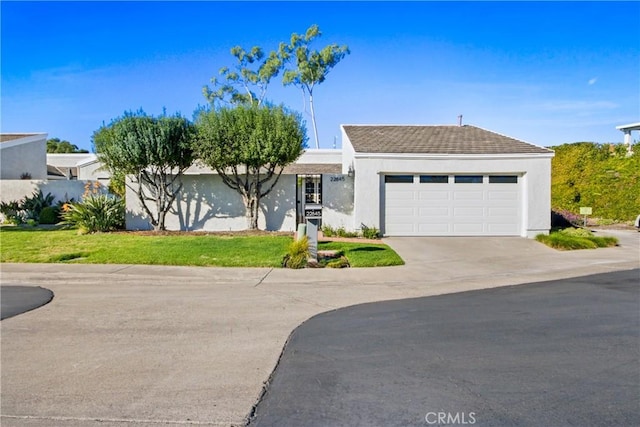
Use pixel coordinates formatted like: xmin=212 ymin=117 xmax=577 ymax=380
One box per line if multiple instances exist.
xmin=0 ymin=227 xmax=404 ymax=268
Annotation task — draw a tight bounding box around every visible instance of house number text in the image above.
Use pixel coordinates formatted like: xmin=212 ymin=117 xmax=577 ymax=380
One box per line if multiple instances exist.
xmin=330 ymin=176 xmax=345 ymax=182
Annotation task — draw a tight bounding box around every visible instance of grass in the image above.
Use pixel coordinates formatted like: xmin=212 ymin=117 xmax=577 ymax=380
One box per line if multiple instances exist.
xmin=536 ymin=228 xmax=618 ymax=250
xmin=0 ymin=227 xmax=404 ymax=268
xmin=318 ymin=241 xmax=404 ymax=267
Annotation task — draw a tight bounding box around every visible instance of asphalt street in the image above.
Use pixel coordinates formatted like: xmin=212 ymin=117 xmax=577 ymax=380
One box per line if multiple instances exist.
xmin=248 ymin=269 xmax=640 ymax=427
xmin=0 ymin=286 xmax=54 ymax=320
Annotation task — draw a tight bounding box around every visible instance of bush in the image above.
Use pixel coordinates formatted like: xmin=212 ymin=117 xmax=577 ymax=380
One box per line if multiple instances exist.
xmin=321 ymin=225 xmax=336 ymax=237
xmin=22 ymin=190 xmax=55 ymax=220
xmin=559 ymin=227 xmax=593 ymax=238
xmin=38 ymin=206 xmax=60 ymax=225
xmin=0 ymin=200 xmax=23 ymax=224
xmin=326 ymin=256 xmax=350 ymax=268
xmin=62 ymin=195 xmax=125 ymax=234
xmin=361 ymin=224 xmax=380 ymax=239
xmin=283 ymin=236 xmax=309 ymax=269
xmin=536 ymin=230 xmax=618 ymax=250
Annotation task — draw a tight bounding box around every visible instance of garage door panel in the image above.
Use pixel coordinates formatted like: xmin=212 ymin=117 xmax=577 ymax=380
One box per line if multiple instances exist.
xmin=384 ymin=175 xmax=521 ymax=236
xmin=386 ymin=190 xmax=415 ymax=200
xmin=453 ymin=223 xmax=485 ymax=233
xmin=419 ymin=207 xmax=450 ymax=216
xmin=454 ymin=191 xmax=484 ymax=200
xmin=454 ymin=207 xmax=484 ymax=217
xmin=488 ymin=207 xmax=518 ymax=216
xmin=385 ymin=223 xmax=416 ymax=234
xmin=386 ymin=206 xmax=415 ymax=217
xmin=487 ymin=223 xmax=520 ymax=234
xmin=418 ymin=223 xmax=451 ymax=233
xmin=488 ymin=191 xmax=518 ymax=201
xmin=419 ymin=191 xmax=450 ymax=200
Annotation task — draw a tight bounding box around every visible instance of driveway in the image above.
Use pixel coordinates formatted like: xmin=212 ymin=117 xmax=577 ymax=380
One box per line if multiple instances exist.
xmin=248 ymin=269 xmax=640 ymax=426
xmin=1 ymin=230 xmax=638 ymax=426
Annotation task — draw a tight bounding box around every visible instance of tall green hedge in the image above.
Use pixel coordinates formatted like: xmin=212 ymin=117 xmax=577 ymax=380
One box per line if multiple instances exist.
xmin=550 ymin=142 xmax=639 ymax=221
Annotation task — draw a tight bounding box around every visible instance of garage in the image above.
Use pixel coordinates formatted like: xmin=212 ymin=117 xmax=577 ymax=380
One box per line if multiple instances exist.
xmin=341 ymin=124 xmax=554 ymax=238
xmin=384 ymin=174 xmax=521 ymax=236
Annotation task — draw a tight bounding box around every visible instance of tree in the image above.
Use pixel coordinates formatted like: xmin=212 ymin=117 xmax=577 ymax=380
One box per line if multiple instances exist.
xmin=281 ymin=25 xmax=350 ymax=148
xmin=47 ymin=138 xmax=89 ymax=153
xmin=203 ymin=45 xmax=283 ymax=107
xmin=194 ymin=104 xmax=306 ymax=230
xmin=93 ymin=111 xmax=195 ymax=231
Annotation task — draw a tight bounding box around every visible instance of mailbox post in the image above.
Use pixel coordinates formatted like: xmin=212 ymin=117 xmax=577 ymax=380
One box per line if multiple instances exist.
xmin=304 ymin=203 xmax=322 ymax=260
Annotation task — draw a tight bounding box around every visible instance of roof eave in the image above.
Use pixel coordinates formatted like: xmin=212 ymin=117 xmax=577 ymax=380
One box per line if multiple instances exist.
xmin=353 ymin=152 xmax=555 ymax=159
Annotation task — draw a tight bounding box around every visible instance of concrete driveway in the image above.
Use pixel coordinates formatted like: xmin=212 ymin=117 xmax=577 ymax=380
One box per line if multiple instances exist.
xmin=1 ymin=230 xmax=638 ymax=426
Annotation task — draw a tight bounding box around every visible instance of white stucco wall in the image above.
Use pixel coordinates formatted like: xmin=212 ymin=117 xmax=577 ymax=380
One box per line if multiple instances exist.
xmin=78 ymin=159 xmax=111 ymax=182
xmin=297 ymin=149 xmax=342 ymax=164
xmin=349 ymin=152 xmax=553 ymax=238
xmin=126 ymin=174 xmax=297 ymax=231
xmin=0 ymin=134 xmax=48 ymax=180
xmin=321 ymin=174 xmax=354 ymax=229
xmin=0 ymin=180 xmax=101 ymax=205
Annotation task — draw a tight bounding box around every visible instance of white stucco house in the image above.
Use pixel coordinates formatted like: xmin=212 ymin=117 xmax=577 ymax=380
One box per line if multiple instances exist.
xmin=0 ymin=133 xmax=48 ymax=180
xmin=46 ymin=153 xmax=111 ymax=183
xmin=0 ymin=134 xmax=111 ymax=206
xmin=127 ymin=124 xmax=554 ymax=238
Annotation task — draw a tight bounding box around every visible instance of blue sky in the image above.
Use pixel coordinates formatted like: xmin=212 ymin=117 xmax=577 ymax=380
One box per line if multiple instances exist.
xmin=2 ymin=1 xmax=638 ymax=151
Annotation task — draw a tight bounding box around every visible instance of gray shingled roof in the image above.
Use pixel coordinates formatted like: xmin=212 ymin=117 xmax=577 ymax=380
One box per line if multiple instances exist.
xmin=342 ymin=125 xmax=552 ymax=155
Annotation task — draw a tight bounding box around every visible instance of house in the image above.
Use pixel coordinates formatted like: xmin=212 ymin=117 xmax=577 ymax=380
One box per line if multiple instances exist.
xmin=616 ymin=122 xmax=639 ymax=155
xmin=127 ymin=124 xmax=554 ymax=237
xmin=0 ymin=133 xmax=48 ymax=180
xmin=341 ymin=125 xmax=554 ymax=238
xmin=46 ymin=153 xmax=111 ymax=183
xmin=0 ymin=134 xmax=109 ymax=206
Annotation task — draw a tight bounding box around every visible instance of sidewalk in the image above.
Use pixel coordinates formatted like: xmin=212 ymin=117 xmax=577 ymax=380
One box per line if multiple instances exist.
xmin=1 ymin=230 xmax=638 ymax=426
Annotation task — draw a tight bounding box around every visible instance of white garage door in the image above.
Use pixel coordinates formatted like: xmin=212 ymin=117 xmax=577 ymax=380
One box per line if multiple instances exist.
xmin=384 ymin=174 xmax=522 ymax=236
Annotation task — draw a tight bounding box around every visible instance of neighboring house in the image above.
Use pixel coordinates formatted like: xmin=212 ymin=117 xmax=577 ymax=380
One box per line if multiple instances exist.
xmin=616 ymin=122 xmax=639 ymax=155
xmin=0 ymin=134 xmax=109 ymax=206
xmin=127 ymin=124 xmax=554 ymax=237
xmin=46 ymin=153 xmax=111 ymax=183
xmin=0 ymin=133 xmax=48 ymax=180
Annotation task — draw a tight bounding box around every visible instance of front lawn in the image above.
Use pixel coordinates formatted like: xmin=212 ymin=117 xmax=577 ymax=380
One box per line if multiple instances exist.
xmin=0 ymin=227 xmax=403 ymax=268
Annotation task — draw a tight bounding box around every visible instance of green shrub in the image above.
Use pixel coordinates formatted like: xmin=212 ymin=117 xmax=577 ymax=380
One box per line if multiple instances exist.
xmin=321 ymin=225 xmax=336 ymax=237
xmin=39 ymin=206 xmax=60 ymax=225
xmin=589 ymin=236 xmax=619 ymax=247
xmin=22 ymin=190 xmax=55 ymax=220
xmin=536 ymin=231 xmax=618 ymax=250
xmin=0 ymin=200 xmax=23 ymax=224
xmin=336 ymin=226 xmax=359 ymax=238
xmin=62 ymin=195 xmax=125 ymax=234
xmin=361 ymin=224 xmax=380 ymax=239
xmin=326 ymin=256 xmax=350 ymax=268
xmin=559 ymin=227 xmax=593 ymax=238
xmin=283 ymin=236 xmax=309 ymax=269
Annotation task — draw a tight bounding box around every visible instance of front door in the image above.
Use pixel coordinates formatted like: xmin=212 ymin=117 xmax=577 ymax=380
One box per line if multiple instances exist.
xmin=296 ymin=174 xmax=322 ymax=224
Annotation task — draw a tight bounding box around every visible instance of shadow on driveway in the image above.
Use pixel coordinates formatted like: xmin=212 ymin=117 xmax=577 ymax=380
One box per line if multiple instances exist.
xmin=248 ymin=269 xmax=640 ymax=427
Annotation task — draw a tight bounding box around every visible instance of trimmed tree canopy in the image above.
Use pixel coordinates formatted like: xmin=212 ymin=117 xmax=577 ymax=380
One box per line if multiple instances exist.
xmin=93 ymin=111 xmax=195 ymax=231
xmin=194 ymin=104 xmax=306 ymax=230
